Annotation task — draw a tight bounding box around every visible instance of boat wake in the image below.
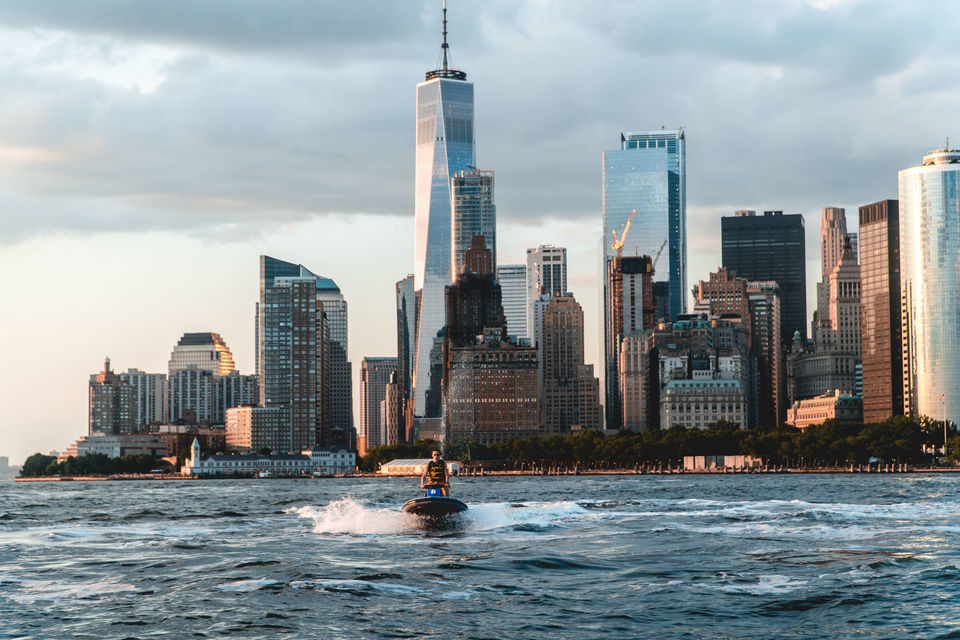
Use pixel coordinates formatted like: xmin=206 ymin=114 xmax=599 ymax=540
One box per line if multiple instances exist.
xmin=289 ymin=498 xmax=589 ymax=536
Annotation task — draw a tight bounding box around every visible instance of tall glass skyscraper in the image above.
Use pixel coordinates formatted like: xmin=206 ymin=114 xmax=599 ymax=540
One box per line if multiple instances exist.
xmin=496 ymin=264 xmax=527 ymax=340
xmin=452 ymin=170 xmax=495 ymax=278
xmin=899 ymin=147 xmax=960 ymax=424
xmin=412 ymin=7 xmax=475 ymax=417
xmin=602 ymin=130 xmax=686 ymax=321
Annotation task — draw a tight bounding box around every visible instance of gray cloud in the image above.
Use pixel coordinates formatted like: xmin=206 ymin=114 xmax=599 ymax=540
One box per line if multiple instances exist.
xmin=0 ymin=0 xmax=958 ymax=246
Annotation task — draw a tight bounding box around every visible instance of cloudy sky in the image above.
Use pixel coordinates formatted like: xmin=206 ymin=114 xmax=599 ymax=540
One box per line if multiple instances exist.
xmin=1 ymin=0 xmax=957 ymax=464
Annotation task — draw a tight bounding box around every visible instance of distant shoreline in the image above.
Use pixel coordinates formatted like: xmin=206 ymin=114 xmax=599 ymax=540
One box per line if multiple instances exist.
xmin=13 ymin=466 xmax=960 ymax=482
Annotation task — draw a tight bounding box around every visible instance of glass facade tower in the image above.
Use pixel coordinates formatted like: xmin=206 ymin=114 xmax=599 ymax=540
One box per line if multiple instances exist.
xmin=452 ymin=170 xmax=495 ymax=278
xmin=412 ymin=31 xmax=475 ymax=417
xmin=899 ymin=148 xmax=960 ymax=425
xmin=602 ymin=130 xmax=686 ymax=321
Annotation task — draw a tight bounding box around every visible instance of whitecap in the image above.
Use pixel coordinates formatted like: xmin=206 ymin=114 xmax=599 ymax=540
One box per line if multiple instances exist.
xmin=217 ymin=579 xmax=279 ymax=592
xmin=718 ymin=574 xmax=809 ymax=595
xmin=289 ymin=579 xmax=423 ymax=595
xmin=8 ymin=579 xmax=136 ymax=604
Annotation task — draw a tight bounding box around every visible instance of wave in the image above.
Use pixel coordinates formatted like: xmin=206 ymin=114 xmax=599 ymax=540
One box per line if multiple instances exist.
xmin=5 ymin=578 xmax=137 ymax=604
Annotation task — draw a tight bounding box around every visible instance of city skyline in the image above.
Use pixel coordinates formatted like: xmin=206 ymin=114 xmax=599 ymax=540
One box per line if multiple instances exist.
xmin=2 ymin=1 xmax=959 ymax=463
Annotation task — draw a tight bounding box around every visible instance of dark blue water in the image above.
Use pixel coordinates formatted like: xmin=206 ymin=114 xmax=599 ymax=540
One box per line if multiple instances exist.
xmin=2 ymin=474 xmax=960 ymax=639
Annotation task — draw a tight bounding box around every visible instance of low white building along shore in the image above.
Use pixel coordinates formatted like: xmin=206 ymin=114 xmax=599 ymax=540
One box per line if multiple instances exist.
xmin=379 ymin=458 xmax=463 ymax=476
xmin=181 ymin=439 xmax=355 ymax=477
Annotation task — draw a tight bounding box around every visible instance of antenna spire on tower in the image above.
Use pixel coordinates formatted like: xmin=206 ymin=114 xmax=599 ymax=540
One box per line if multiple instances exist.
xmin=442 ymin=0 xmax=449 ymax=71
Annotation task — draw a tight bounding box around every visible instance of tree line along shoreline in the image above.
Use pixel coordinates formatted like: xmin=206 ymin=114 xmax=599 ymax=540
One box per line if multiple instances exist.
xmin=18 ymin=416 xmax=958 ymax=478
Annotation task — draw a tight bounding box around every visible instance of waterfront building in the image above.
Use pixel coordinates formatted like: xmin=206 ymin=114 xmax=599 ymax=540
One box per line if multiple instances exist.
xmin=900 ymin=146 xmax=960 ymax=423
xmin=395 ymin=275 xmax=416 ymax=443
xmin=694 ymin=268 xmax=785 ymax=427
xmin=89 ymin=358 xmax=136 ymax=435
xmin=496 ymin=264 xmax=527 ymax=341
xmin=722 ymin=210 xmax=807 ymax=344
xmin=214 ymin=371 xmax=258 ymax=423
xmin=452 ymin=170 xmax=495 ymax=277
xmin=412 ymin=4 xmax=476 ymax=420
xmin=660 ymin=379 xmax=746 ymax=430
xmin=619 ymin=331 xmax=658 ymax=430
xmin=604 ymin=255 xmax=655 ymax=429
xmin=118 ymin=369 xmax=167 ymax=427
xmin=787 ymin=390 xmax=863 ymax=431
xmin=653 ymin=316 xmax=753 ymax=429
xmin=59 ymin=433 xmax=167 ymax=462
xmin=445 ymin=339 xmax=539 ymax=444
xmin=168 ymin=332 xmax=236 ymax=376
xmin=225 ymin=406 xmax=285 ymax=452
xmin=167 ymin=366 xmax=215 ymax=425
xmin=259 ymin=255 xmax=354 ymax=449
xmin=540 ymin=295 xmax=601 ymax=434
xmin=602 ymin=130 xmax=686 ymax=321
xmin=859 ymin=200 xmax=903 ymax=422
xmin=358 ymin=357 xmax=398 ymax=455
xmin=182 ymin=438 xmax=355 ymax=476
xmin=525 ymin=246 xmax=567 ymax=342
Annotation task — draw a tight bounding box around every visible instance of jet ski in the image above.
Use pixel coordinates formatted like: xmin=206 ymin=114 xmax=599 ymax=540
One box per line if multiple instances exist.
xmin=402 ymin=487 xmax=468 ymax=523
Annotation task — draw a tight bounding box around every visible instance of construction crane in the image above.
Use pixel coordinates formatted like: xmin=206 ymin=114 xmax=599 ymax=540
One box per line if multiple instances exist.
xmin=652 ymin=239 xmax=667 ymax=273
xmin=611 ymin=209 xmax=636 ymax=257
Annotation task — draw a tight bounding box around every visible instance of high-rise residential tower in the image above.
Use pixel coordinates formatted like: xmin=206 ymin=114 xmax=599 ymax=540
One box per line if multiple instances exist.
xmin=496 ymin=264 xmax=527 ymax=340
xmin=899 ymin=147 xmax=960 ymax=424
xmin=89 ymin=357 xmax=136 ymax=435
xmin=412 ymin=4 xmax=475 ymax=419
xmin=119 ymin=369 xmax=167 ymax=426
xmin=859 ymin=200 xmax=902 ymax=422
xmin=525 ymin=245 xmax=567 ymax=344
xmin=358 ymin=357 xmax=398 ymax=455
xmin=452 ymin=170 xmax=495 ymax=278
xmin=722 ymin=210 xmax=807 ymax=345
xmin=540 ymin=295 xmax=601 ymax=433
xmin=602 ymin=130 xmax=686 ymax=321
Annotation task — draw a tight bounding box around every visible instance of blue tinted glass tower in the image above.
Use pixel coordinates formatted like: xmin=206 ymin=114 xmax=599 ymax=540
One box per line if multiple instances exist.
xmin=899 ymin=146 xmax=960 ymax=425
xmin=602 ymin=130 xmax=686 ymax=321
xmin=412 ymin=4 xmax=475 ymax=418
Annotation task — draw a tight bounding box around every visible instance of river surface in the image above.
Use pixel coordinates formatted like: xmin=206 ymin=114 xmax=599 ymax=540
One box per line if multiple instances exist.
xmin=2 ymin=474 xmax=960 ymax=639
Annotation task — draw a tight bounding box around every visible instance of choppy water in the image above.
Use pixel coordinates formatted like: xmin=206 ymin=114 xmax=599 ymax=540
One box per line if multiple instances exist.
xmin=2 ymin=474 xmax=960 ymax=639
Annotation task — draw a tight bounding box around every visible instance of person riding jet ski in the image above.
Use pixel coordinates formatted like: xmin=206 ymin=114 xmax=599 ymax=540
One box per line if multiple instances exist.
xmin=420 ymin=449 xmax=450 ymax=496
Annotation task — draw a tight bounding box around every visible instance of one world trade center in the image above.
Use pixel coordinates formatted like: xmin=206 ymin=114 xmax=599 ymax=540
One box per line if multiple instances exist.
xmin=412 ymin=2 xmax=475 ymax=420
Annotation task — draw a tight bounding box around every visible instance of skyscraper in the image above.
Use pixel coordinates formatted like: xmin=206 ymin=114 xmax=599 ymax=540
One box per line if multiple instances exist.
xmin=859 ymin=200 xmax=903 ymax=422
xmin=452 ymin=170 xmax=495 ymax=278
xmin=496 ymin=264 xmax=527 ymax=340
xmin=899 ymin=146 xmax=960 ymax=424
xmin=540 ymin=295 xmax=601 ymax=434
xmin=721 ymin=210 xmax=807 ymax=345
xmin=395 ymin=275 xmax=415 ymax=442
xmin=602 ymin=130 xmax=686 ymax=321
xmin=89 ymin=357 xmax=136 ymax=435
xmin=119 ymin=369 xmax=167 ymax=426
xmin=604 ymin=255 xmax=656 ymax=429
xmin=168 ymin=332 xmax=236 ymax=376
xmin=359 ymin=357 xmax=398 ymax=455
xmin=413 ymin=4 xmax=475 ymax=419
xmin=525 ymin=245 xmax=567 ymax=344
xmin=257 ymin=255 xmax=352 ymax=449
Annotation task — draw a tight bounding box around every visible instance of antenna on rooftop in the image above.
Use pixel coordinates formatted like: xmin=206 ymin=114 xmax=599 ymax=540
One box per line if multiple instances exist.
xmin=441 ymin=0 xmax=449 ymax=71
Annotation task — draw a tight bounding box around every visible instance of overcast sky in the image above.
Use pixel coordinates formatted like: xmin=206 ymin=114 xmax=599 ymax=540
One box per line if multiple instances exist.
xmin=1 ymin=0 xmax=957 ymax=464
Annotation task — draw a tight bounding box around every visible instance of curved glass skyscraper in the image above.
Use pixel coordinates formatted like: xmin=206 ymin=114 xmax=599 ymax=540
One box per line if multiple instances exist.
xmin=899 ymin=147 xmax=960 ymax=424
xmin=412 ymin=10 xmax=475 ymax=417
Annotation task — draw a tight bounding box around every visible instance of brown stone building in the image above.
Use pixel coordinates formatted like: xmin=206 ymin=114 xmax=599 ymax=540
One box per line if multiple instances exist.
xmin=540 ymin=295 xmax=601 ymax=433
xmin=859 ymin=199 xmax=903 ymax=422
xmin=445 ymin=340 xmax=539 ymax=444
